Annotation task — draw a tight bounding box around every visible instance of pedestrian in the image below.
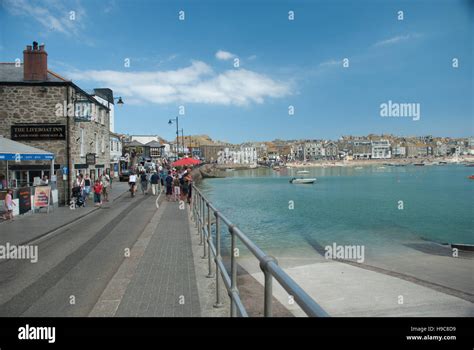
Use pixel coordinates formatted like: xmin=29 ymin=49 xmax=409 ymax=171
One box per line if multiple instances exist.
xmin=93 ymin=179 xmax=103 ymax=206
xmin=102 ymin=173 xmax=110 ymax=202
xmin=83 ymin=174 xmax=91 ymax=206
xmin=165 ymin=171 xmax=173 ymax=201
xmin=3 ymin=189 xmax=16 ymax=221
xmin=160 ymin=168 xmax=167 ymax=192
xmin=40 ymin=175 xmax=49 ymax=185
xmin=185 ymin=168 xmax=193 ymax=204
xmin=150 ymin=171 xmax=160 ymax=196
xmin=173 ymin=174 xmax=180 ymax=202
xmin=140 ymin=171 xmax=148 ymax=195
xmin=75 ymin=174 xmax=85 ymax=199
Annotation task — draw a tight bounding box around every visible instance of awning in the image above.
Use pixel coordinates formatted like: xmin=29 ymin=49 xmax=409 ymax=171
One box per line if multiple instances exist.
xmin=0 ymin=137 xmax=55 ymax=161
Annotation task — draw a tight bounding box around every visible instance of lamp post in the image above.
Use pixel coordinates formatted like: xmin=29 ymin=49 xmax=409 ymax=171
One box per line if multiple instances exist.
xmin=179 ymin=128 xmax=185 ymax=155
xmin=168 ymin=116 xmax=179 ymax=158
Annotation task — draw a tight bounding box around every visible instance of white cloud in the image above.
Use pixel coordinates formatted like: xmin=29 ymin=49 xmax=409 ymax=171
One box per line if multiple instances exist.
xmin=66 ymin=61 xmax=292 ymax=106
xmin=373 ymin=34 xmax=421 ymax=47
xmin=319 ymin=59 xmax=342 ymax=67
xmin=215 ymin=50 xmax=236 ymax=61
xmin=2 ymin=0 xmax=86 ymax=36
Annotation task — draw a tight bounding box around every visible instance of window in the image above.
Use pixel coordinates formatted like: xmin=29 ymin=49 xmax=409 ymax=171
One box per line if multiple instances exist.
xmin=102 ymin=135 xmax=105 ymax=153
xmin=95 ymin=133 xmax=99 ymax=154
xmin=80 ymin=129 xmax=85 ymax=156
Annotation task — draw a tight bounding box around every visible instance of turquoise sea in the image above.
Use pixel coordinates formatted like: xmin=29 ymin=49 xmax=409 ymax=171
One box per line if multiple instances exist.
xmin=199 ymin=165 xmax=474 ymax=257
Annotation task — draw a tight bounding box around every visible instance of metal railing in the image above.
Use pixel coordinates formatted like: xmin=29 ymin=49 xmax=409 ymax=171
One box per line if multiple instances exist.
xmin=191 ymin=184 xmax=329 ymax=317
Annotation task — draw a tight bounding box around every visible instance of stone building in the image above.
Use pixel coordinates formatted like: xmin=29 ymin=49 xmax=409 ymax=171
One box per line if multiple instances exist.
xmin=0 ymin=42 xmax=111 ymax=203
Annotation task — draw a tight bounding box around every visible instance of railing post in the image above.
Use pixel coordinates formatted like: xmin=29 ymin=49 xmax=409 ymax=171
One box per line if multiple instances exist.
xmin=260 ymin=256 xmax=278 ymax=317
xmin=213 ymin=212 xmax=223 ymax=308
xmin=202 ymin=198 xmax=209 ymax=259
xmin=229 ymin=225 xmax=238 ymax=317
xmin=195 ymin=191 xmax=200 ymax=234
xmin=199 ymin=195 xmax=204 ymax=244
xmin=206 ymin=203 xmax=213 ymax=277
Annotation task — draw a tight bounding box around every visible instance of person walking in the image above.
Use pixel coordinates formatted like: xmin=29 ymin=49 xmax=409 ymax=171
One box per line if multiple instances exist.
xmin=173 ymin=174 xmax=180 ymax=202
xmin=165 ymin=171 xmax=173 ymax=201
xmin=83 ymin=174 xmax=91 ymax=206
xmin=128 ymin=172 xmax=137 ymax=197
xmin=93 ymin=179 xmax=103 ymax=206
xmin=160 ymin=168 xmax=167 ymax=193
xmin=140 ymin=171 xmax=148 ymax=195
xmin=75 ymin=174 xmax=85 ymax=201
xmin=3 ymin=189 xmax=16 ymax=221
xmin=150 ymin=171 xmax=160 ymax=196
xmin=102 ymin=173 xmax=110 ymax=202
xmin=185 ymin=168 xmax=193 ymax=204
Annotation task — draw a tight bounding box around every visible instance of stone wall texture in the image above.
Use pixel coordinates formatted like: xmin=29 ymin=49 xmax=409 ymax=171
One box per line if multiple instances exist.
xmin=0 ymin=84 xmax=110 ymax=203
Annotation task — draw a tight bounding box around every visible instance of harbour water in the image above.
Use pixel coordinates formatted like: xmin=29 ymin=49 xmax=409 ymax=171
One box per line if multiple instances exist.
xmin=200 ymin=164 xmax=474 ymax=259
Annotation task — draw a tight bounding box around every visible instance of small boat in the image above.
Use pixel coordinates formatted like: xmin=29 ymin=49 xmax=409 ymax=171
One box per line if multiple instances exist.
xmin=225 ymin=168 xmax=235 ymax=172
xmin=465 ymin=164 xmax=474 ymax=167
xmin=354 ymin=167 xmax=363 ymax=170
xmin=413 ymin=163 xmax=425 ymax=166
xmin=296 ymin=170 xmax=309 ymax=174
xmin=290 ymin=177 xmax=316 ymax=184
xmin=438 ymin=161 xmax=447 ymax=165
xmin=377 ymin=166 xmax=386 ymax=169
xmin=469 ymin=175 xmax=474 ymax=180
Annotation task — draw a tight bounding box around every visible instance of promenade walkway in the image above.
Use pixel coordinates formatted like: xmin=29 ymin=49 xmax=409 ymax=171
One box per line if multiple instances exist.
xmin=0 ymin=182 xmax=129 ymax=246
xmin=106 ymin=200 xmax=201 ymax=317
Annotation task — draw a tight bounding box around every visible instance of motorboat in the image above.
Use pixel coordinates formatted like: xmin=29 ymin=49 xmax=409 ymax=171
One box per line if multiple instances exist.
xmin=469 ymin=175 xmax=474 ymax=180
xmin=296 ymin=170 xmax=310 ymax=174
xmin=290 ymin=177 xmax=316 ymax=184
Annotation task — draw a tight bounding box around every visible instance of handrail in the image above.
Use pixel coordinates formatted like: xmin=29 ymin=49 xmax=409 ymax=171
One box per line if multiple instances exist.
xmin=191 ymin=184 xmax=329 ymax=317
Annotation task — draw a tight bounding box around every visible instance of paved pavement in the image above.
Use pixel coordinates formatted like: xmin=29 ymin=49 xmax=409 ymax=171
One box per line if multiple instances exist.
xmin=0 ymin=189 xmax=159 ymax=316
xmin=0 ymin=182 xmax=130 ymax=246
xmin=115 ymin=200 xmax=201 ymax=317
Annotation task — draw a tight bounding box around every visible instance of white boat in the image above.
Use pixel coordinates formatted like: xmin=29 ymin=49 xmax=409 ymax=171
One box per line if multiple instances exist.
xmin=290 ymin=177 xmax=316 ymax=184
xmin=296 ymin=170 xmax=310 ymax=174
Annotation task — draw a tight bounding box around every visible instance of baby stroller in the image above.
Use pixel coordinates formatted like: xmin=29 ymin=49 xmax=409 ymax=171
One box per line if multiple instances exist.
xmin=71 ymin=186 xmax=85 ymax=208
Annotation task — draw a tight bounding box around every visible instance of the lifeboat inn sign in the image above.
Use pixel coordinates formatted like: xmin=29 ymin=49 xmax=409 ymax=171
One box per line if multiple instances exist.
xmin=11 ymin=125 xmax=66 ymax=141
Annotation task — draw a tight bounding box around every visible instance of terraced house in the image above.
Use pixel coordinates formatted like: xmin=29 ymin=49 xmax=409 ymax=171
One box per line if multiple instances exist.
xmin=0 ymin=42 xmax=111 ymax=203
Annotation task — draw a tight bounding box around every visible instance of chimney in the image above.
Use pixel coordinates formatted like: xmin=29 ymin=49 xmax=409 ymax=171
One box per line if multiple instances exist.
xmin=23 ymin=41 xmax=48 ymax=81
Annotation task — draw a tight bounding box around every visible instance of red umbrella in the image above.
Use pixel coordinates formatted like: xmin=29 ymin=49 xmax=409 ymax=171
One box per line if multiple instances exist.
xmin=171 ymin=157 xmax=201 ymax=167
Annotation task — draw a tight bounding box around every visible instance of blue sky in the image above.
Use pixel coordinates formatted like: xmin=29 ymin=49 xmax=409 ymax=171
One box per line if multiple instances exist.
xmin=1 ymin=0 xmax=472 ymax=143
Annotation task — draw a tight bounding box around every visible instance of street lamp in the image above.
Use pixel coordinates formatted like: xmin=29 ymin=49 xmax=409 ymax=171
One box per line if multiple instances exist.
xmin=168 ymin=116 xmax=179 ymax=157
xmin=114 ymin=96 xmax=124 ymax=107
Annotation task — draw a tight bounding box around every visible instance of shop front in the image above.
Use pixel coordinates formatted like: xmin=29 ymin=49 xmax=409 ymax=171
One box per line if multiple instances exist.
xmin=0 ymin=137 xmax=57 ymax=217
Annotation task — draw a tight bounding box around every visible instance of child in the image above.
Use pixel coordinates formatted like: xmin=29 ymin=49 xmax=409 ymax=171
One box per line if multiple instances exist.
xmin=3 ymin=189 xmax=16 ymax=221
xmin=93 ymin=180 xmax=103 ymax=206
